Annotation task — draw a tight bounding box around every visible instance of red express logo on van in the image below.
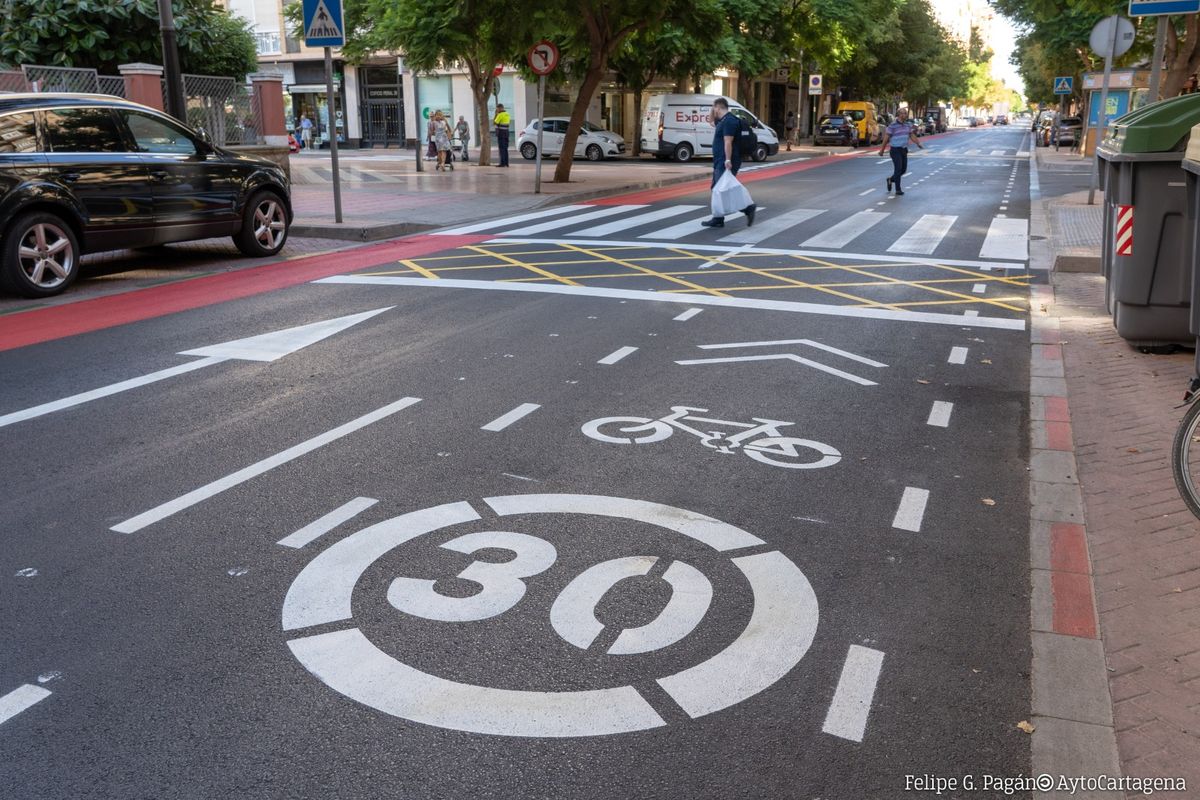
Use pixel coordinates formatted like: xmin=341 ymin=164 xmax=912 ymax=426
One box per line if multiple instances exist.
xmin=675 ymin=111 xmax=711 ymax=123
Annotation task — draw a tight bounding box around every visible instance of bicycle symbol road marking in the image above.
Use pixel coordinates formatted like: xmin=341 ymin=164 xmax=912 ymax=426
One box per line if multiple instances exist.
xmin=282 ymin=494 xmax=819 ymax=737
xmin=581 ymin=406 xmax=842 ymax=469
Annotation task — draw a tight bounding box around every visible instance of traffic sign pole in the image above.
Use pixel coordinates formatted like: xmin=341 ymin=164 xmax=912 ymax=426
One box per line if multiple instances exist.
xmin=1149 ymin=15 xmax=1168 ymax=101
xmin=534 ymin=75 xmax=545 ymax=194
xmin=324 ymin=46 xmax=343 ymax=223
xmin=1088 ymin=16 xmax=1121 ymax=206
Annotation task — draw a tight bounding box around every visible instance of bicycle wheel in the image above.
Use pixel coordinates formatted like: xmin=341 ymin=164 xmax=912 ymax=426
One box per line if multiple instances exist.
xmin=743 ymin=437 xmax=841 ymax=470
xmin=581 ymin=417 xmax=673 ymax=444
xmin=1171 ymin=400 xmax=1200 ymax=519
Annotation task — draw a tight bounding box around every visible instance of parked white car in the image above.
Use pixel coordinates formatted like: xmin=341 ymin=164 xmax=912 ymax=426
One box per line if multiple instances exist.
xmin=640 ymin=93 xmax=779 ymax=163
xmin=518 ymin=118 xmax=626 ymax=161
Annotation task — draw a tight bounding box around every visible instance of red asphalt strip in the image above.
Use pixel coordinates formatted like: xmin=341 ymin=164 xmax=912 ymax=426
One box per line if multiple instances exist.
xmin=0 ymin=233 xmax=489 ymax=354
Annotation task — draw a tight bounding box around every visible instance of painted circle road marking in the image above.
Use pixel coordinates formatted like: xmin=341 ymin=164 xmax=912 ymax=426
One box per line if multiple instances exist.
xmin=283 ymin=494 xmax=819 ymax=737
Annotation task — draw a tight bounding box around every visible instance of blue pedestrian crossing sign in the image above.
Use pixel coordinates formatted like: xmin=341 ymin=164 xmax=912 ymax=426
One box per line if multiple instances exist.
xmin=303 ymin=0 xmax=345 ymax=47
xmin=1054 ymin=76 xmax=1074 ymax=95
xmin=1129 ymin=0 xmax=1200 ymax=16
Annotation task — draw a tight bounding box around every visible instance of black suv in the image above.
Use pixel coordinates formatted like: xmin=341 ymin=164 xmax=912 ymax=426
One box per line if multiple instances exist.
xmin=0 ymin=94 xmax=292 ymax=297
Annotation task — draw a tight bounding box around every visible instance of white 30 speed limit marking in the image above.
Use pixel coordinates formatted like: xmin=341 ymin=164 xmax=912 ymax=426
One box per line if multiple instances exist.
xmin=282 ymin=494 xmax=819 ymax=737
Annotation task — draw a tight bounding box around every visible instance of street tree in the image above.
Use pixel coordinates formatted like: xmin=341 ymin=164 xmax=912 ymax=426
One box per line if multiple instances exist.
xmin=0 ymin=0 xmax=258 ymax=78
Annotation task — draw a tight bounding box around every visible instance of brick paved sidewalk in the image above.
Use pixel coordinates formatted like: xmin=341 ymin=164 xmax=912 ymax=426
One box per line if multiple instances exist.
xmin=1052 ymin=275 xmax=1200 ymax=790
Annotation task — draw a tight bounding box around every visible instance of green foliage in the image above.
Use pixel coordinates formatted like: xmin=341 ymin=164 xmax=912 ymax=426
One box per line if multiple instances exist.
xmin=0 ymin=0 xmax=258 ymax=77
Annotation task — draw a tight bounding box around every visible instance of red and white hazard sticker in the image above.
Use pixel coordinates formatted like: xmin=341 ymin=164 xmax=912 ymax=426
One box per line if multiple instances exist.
xmin=1115 ymin=205 xmax=1133 ymax=256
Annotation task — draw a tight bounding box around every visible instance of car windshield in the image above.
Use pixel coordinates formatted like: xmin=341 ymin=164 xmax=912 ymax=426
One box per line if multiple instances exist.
xmin=581 ymin=121 xmax=604 ymax=132
xmin=821 ymin=117 xmax=845 ymax=126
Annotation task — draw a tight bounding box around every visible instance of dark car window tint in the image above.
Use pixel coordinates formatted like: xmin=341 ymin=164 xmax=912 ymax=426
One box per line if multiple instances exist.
xmin=0 ymin=112 xmax=38 ymax=154
xmin=44 ymin=107 xmax=126 ymax=153
xmin=552 ymin=120 xmax=568 ymax=134
xmin=121 ymin=111 xmax=197 ymax=155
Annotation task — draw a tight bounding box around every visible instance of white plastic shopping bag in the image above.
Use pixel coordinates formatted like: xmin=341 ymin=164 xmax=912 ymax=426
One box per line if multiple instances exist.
xmin=711 ymin=170 xmax=753 ymax=217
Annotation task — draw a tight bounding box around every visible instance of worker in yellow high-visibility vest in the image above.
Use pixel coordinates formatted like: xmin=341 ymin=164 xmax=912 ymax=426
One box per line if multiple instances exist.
xmin=493 ymin=103 xmax=511 ymax=167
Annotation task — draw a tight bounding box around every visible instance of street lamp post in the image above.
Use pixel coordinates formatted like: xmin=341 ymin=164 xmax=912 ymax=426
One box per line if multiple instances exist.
xmin=157 ymin=0 xmax=187 ymax=122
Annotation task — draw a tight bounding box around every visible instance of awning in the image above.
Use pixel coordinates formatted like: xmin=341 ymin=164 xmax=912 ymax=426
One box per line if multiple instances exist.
xmin=288 ymin=84 xmax=338 ymax=94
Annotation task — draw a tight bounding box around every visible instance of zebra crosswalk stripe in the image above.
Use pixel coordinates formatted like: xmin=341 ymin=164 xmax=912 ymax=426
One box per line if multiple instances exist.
xmin=718 ymin=208 xmax=825 ymax=245
xmin=572 ymin=205 xmax=702 ymax=237
xmin=639 ymin=209 xmax=753 ymax=240
xmin=435 ymin=205 xmax=592 ymax=235
xmin=887 ymin=214 xmax=957 ymax=255
xmin=801 ymin=211 xmax=889 ymax=249
xmin=979 ymin=216 xmax=1029 ymax=260
xmin=505 ymin=204 xmax=646 ymax=236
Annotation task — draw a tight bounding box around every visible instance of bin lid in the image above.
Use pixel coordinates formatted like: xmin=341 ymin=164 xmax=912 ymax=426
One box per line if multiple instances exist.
xmin=1099 ymin=93 xmax=1200 ymax=158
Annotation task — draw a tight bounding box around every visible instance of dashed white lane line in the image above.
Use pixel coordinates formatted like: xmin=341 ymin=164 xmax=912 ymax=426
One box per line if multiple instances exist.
xmin=481 ymin=402 xmax=542 ymax=432
xmin=822 ymin=645 xmax=885 ymax=742
xmin=0 ymin=684 xmax=51 ymax=726
xmin=858 ymin=188 xmax=876 ymax=196
xmin=892 ymin=487 xmax=930 ymax=532
xmin=972 ymin=283 xmax=987 ymax=294
xmin=948 ymin=346 xmax=968 ymax=364
xmin=964 ymin=310 xmax=979 ymax=318
xmin=927 ymin=401 xmax=954 ymax=427
xmin=277 ymin=497 xmax=379 ymax=549
xmin=674 ymin=307 xmax=703 ymax=322
xmin=598 ymin=346 xmax=639 ymax=365
xmin=111 ymin=397 xmax=423 ymax=534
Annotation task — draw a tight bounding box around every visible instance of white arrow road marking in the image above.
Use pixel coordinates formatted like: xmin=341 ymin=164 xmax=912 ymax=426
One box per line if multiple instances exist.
xmin=822 ymin=645 xmax=885 ymax=742
xmin=111 ymin=397 xmax=421 ymax=534
xmin=696 ymin=338 xmax=888 ymax=368
xmin=675 ymin=353 xmax=878 ymax=386
xmin=0 ymin=684 xmax=51 ymax=726
xmin=0 ymin=307 xmax=393 ymax=429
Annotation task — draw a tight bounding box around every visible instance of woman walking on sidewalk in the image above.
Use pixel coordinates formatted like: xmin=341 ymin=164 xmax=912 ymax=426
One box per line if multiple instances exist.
xmin=878 ymin=107 xmax=923 ymax=196
xmin=431 ymin=111 xmax=454 ymax=171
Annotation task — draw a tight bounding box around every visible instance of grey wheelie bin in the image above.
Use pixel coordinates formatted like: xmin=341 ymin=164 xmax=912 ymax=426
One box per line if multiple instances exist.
xmin=1095 ymin=94 xmax=1200 ymax=347
xmin=1182 ymin=124 xmax=1200 ymax=369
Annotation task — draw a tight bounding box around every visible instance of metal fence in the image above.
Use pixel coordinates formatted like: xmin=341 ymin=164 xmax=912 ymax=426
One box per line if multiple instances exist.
xmin=98 ymin=75 xmax=125 ymax=98
xmin=0 ymin=70 xmax=24 ymax=93
xmin=183 ymin=74 xmax=261 ymax=146
xmin=20 ymin=65 xmax=98 ymax=93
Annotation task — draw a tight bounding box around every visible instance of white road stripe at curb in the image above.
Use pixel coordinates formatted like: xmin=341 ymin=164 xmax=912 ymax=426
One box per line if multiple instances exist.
xmin=315 ymin=276 xmax=1027 ymax=331
xmin=948 ymin=346 xmax=968 ymax=364
xmin=674 ymin=308 xmax=703 ymax=321
xmin=277 ymin=497 xmax=379 ymax=549
xmin=0 ymin=684 xmax=51 ymax=726
xmin=481 ymin=403 xmax=542 ymax=432
xmin=599 ymin=346 xmax=639 ymax=365
xmin=111 ymin=398 xmax=422 ymax=533
xmin=927 ymin=401 xmax=954 ymax=427
xmin=892 ymin=487 xmax=930 ymax=532
xmin=822 ymin=645 xmax=885 ymax=742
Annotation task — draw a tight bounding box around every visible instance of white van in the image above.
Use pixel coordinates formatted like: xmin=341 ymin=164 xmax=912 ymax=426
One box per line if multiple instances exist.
xmin=640 ymin=93 xmax=780 ymax=163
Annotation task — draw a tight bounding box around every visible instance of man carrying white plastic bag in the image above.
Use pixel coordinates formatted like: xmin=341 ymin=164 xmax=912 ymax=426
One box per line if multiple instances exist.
xmin=702 ymin=97 xmax=756 ymax=228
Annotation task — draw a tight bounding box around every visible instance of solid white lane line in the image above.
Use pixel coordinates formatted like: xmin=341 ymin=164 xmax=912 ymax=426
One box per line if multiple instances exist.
xmin=435 ymin=205 xmax=589 ymax=235
xmin=887 ymin=214 xmax=956 ymax=255
xmin=927 ymin=401 xmax=954 ymax=427
xmin=979 ymin=216 xmax=1029 ymax=260
xmin=572 ymin=205 xmax=700 ymax=237
xmin=0 ymin=684 xmax=51 ymax=726
xmin=277 ymin=497 xmax=379 ymax=549
xmin=505 ymin=204 xmax=645 ymax=236
xmin=0 ymin=356 xmax=225 ymax=429
xmin=948 ymin=346 xmax=968 ymax=364
xmin=972 ymin=283 xmax=987 ymax=294
xmin=674 ymin=307 xmax=703 ymax=321
xmin=822 ymin=645 xmax=885 ymax=743
xmin=316 ymin=276 xmax=1028 ymax=331
xmin=892 ymin=487 xmax=930 ymax=532
xmin=598 ymin=346 xmax=638 ymax=365
xmin=718 ymin=208 xmax=824 ymax=245
xmin=481 ymin=402 xmax=542 ymax=432
xmin=801 ymin=211 xmax=889 ymax=249
xmin=111 ymin=397 xmax=422 ymax=534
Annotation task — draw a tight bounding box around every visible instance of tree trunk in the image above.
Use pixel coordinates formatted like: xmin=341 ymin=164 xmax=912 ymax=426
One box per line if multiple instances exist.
xmin=553 ymin=64 xmax=605 ymax=183
xmin=736 ymin=70 xmax=752 ymax=105
xmin=1162 ymin=16 xmax=1200 ymax=99
xmin=631 ymin=85 xmax=645 ymax=156
xmin=467 ymin=69 xmax=495 ymax=166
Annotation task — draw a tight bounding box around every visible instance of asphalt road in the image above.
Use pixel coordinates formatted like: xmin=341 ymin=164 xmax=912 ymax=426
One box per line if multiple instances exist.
xmin=0 ymin=125 xmax=1036 ymax=799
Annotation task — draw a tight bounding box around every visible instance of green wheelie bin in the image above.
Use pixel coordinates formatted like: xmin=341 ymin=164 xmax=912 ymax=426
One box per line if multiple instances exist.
xmin=1182 ymin=124 xmax=1200 ymax=369
xmin=1095 ymin=94 xmax=1200 ymax=347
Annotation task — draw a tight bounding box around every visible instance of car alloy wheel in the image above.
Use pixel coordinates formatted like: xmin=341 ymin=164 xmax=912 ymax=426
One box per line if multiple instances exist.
xmin=585 ymin=144 xmax=604 ymax=161
xmin=521 ymin=142 xmax=537 ymax=159
xmin=254 ymin=197 xmax=287 ymax=251
xmin=18 ymin=221 xmax=74 ymax=291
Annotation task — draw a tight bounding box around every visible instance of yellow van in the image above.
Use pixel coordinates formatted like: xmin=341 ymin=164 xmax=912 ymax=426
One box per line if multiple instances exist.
xmin=836 ymin=101 xmax=880 ymax=146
